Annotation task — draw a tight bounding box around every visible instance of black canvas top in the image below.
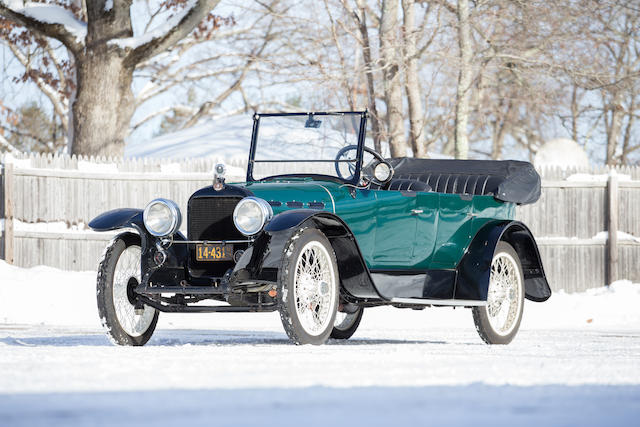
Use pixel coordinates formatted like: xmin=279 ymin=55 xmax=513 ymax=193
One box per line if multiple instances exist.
xmin=386 ymin=158 xmax=541 ymax=205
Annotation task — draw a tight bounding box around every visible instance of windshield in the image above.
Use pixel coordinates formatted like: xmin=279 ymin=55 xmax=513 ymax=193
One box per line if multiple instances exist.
xmin=248 ymin=112 xmax=366 ymax=182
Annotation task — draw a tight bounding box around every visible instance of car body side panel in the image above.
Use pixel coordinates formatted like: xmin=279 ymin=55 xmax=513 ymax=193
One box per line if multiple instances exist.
xmin=370 ymin=190 xmax=417 ymax=266
xmin=429 ymin=194 xmax=473 ymax=269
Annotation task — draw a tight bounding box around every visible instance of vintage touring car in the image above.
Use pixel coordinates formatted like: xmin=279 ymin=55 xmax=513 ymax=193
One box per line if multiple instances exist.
xmin=90 ymin=111 xmax=551 ymax=346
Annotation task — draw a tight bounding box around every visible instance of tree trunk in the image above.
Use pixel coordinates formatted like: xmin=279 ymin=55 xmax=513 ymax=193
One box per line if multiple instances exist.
xmin=380 ymin=0 xmax=406 ymax=157
xmin=354 ymin=0 xmax=382 ymax=153
xmin=402 ymin=0 xmax=427 ymax=158
xmin=454 ymin=0 xmax=472 ymax=160
xmin=606 ymin=90 xmax=625 ymax=165
xmin=72 ymin=53 xmax=135 ymax=156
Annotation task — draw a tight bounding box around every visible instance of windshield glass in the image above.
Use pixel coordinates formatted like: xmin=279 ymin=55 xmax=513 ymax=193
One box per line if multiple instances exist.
xmin=250 ymin=113 xmax=364 ymax=181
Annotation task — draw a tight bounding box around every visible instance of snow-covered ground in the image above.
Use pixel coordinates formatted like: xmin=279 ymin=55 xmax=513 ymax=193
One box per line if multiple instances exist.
xmin=1 ymin=261 xmax=639 ymax=426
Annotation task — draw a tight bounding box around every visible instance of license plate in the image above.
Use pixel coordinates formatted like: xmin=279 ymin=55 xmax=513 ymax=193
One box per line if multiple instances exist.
xmin=195 ymin=244 xmax=233 ymax=261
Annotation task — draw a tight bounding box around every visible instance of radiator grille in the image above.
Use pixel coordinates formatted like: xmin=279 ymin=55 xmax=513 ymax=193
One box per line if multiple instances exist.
xmin=188 ymin=197 xmax=243 ymax=241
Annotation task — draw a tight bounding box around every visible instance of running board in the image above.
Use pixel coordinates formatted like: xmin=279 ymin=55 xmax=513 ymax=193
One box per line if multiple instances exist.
xmin=390 ymin=298 xmax=487 ymax=307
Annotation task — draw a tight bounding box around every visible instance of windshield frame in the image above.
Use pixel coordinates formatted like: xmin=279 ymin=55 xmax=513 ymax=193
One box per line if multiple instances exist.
xmin=246 ymin=111 xmax=368 ymax=184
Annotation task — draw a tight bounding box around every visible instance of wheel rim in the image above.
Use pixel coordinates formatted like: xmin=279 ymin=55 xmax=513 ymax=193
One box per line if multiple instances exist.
xmin=486 ymin=251 xmax=523 ymax=336
xmin=334 ymin=310 xmax=359 ymax=331
xmin=112 ymin=245 xmax=155 ymax=337
xmin=293 ymin=241 xmax=337 ymax=336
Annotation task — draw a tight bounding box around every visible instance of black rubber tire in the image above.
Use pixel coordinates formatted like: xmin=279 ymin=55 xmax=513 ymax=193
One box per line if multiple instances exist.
xmin=472 ymin=241 xmax=524 ymax=345
xmin=278 ymin=228 xmax=339 ymax=345
xmin=330 ymin=306 xmax=364 ymax=339
xmin=96 ymin=234 xmax=159 ymax=346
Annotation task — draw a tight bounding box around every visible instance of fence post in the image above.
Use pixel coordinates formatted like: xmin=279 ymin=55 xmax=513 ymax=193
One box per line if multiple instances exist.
xmin=607 ymin=169 xmax=618 ymax=286
xmin=3 ymin=162 xmax=14 ymax=264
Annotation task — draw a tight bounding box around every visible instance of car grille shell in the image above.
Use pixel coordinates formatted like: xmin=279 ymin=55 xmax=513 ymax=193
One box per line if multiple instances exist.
xmin=187 ymin=196 xmax=246 ymax=278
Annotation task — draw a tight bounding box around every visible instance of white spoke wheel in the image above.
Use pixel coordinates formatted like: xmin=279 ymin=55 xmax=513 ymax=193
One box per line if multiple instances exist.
xmin=331 ymin=306 xmax=364 ymax=340
xmin=97 ymin=235 xmax=159 ymax=346
xmin=278 ymin=229 xmax=339 ymax=345
xmin=472 ymin=242 xmax=524 ymax=345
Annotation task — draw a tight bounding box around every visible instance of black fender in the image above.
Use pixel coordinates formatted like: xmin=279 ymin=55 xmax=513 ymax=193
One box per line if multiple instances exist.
xmin=89 ymin=208 xmax=144 ymax=231
xmin=455 ymin=220 xmax=551 ymax=302
xmin=231 ymin=209 xmax=382 ymax=300
xmin=90 ymin=209 xmax=188 ymax=287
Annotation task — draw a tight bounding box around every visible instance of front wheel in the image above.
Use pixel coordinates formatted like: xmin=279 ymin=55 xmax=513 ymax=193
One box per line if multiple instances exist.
xmin=96 ymin=235 xmax=158 ymax=346
xmin=278 ymin=229 xmax=339 ymax=345
xmin=472 ymin=242 xmax=524 ymax=345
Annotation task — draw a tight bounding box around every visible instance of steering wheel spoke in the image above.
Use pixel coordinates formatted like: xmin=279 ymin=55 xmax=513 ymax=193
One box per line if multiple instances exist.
xmin=334 ymin=144 xmax=391 ymax=185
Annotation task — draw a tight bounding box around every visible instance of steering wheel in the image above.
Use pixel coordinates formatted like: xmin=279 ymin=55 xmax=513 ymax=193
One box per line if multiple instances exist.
xmin=334 ymin=145 xmax=390 ymax=184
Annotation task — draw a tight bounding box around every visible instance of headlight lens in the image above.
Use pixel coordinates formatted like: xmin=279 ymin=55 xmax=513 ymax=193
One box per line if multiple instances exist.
xmin=143 ymin=199 xmax=181 ymax=237
xmin=233 ymin=197 xmax=273 ymax=236
xmin=374 ymin=162 xmax=392 ymax=183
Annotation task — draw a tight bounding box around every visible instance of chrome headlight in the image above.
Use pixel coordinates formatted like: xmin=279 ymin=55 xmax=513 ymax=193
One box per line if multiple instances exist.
xmin=143 ymin=198 xmax=182 ymax=237
xmin=233 ymin=197 xmax=273 ymax=236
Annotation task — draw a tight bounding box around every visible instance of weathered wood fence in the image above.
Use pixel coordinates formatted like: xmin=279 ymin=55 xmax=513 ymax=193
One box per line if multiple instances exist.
xmin=2 ymin=153 xmax=640 ymax=293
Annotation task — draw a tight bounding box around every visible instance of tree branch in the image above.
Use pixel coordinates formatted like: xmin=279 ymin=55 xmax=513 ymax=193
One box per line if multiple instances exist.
xmin=124 ymin=0 xmax=221 ymax=67
xmin=0 ymin=2 xmax=84 ymax=54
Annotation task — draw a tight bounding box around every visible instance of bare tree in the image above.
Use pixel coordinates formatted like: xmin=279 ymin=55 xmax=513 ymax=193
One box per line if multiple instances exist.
xmin=453 ymin=0 xmax=471 ymax=159
xmin=402 ymin=0 xmax=427 ymax=157
xmin=0 ymin=0 xmax=221 ymax=156
xmin=380 ymin=0 xmax=406 ymax=156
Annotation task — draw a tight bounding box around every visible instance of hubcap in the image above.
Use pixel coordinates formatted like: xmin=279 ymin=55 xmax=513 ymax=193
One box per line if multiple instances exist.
xmin=486 ymin=251 xmax=522 ymax=336
xmin=293 ymin=241 xmax=337 ymax=336
xmin=112 ymin=245 xmax=155 ymax=337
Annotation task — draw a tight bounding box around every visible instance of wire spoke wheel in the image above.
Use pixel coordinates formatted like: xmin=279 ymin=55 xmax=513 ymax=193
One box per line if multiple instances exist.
xmin=486 ymin=252 xmax=522 ymax=336
xmin=278 ymin=229 xmax=339 ymax=345
xmin=293 ymin=241 xmax=336 ymax=336
xmin=112 ymin=246 xmax=156 ymax=337
xmin=97 ymin=236 xmax=159 ymax=346
xmin=472 ymin=242 xmax=524 ymax=345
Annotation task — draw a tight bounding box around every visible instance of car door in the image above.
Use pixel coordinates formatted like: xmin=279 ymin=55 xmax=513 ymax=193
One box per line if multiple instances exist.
xmin=429 ymin=193 xmax=473 ymax=269
xmin=371 ymin=190 xmax=418 ymax=268
xmin=412 ymin=191 xmax=439 ymax=268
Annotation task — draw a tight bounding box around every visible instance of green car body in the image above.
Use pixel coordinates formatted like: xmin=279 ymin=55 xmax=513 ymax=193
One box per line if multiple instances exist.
xmin=244 ymin=179 xmax=514 ymax=271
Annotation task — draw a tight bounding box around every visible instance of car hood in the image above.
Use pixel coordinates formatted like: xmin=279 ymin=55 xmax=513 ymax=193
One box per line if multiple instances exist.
xmin=242 ymin=180 xmax=343 ymax=214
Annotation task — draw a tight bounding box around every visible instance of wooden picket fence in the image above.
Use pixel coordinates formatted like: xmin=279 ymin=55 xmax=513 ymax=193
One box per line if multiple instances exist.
xmin=2 ymin=152 xmax=640 ymax=292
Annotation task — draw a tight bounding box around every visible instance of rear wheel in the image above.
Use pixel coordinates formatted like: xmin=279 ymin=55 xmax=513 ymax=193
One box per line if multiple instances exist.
xmin=331 ymin=306 xmax=364 ymax=339
xmin=472 ymin=242 xmax=524 ymax=345
xmin=97 ymin=235 xmax=158 ymax=346
xmin=278 ymin=229 xmax=339 ymax=345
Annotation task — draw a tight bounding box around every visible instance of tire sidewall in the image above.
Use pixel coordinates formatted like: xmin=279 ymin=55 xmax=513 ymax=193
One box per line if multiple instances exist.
xmin=97 ymin=235 xmax=158 ymax=346
xmin=330 ymin=306 xmax=364 ymax=340
xmin=278 ymin=228 xmax=340 ymax=345
xmin=473 ymin=241 xmax=525 ymax=345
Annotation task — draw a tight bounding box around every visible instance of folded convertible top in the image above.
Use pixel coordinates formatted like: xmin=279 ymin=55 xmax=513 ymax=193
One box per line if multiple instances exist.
xmin=387 ymin=158 xmax=541 ymax=205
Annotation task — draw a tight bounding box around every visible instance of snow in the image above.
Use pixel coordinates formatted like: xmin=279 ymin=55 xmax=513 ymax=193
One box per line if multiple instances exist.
xmin=0 ymin=262 xmax=639 ymax=424
xmin=567 ymin=172 xmax=632 ymax=182
xmin=534 ymin=138 xmax=590 ymax=169
xmin=592 ymin=231 xmax=640 ymax=243
xmin=126 ymin=114 xmax=448 ymax=162
xmin=77 ymin=159 xmax=118 ymax=173
xmin=2 ymin=1 xmax=87 ymax=44
xmin=104 ymin=0 xmax=113 ymax=13
xmin=110 ymin=0 xmax=197 ymax=50
xmin=12 ymin=219 xmax=94 ymax=234
xmin=1 ymin=152 xmax=32 ymax=169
